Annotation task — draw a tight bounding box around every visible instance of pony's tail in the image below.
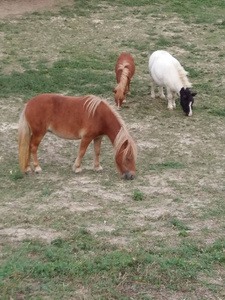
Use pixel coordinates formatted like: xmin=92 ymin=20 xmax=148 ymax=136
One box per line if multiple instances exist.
xmin=18 ymin=105 xmax=31 ymax=172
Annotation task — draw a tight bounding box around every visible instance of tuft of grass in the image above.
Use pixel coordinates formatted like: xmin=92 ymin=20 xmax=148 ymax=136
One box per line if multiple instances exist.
xmin=169 ymin=218 xmax=191 ymax=231
xmin=133 ymin=189 xmax=144 ymax=201
xmin=155 ymin=35 xmax=172 ymax=48
xmin=9 ymin=169 xmax=24 ymax=181
xmin=173 ymin=198 xmax=183 ymax=203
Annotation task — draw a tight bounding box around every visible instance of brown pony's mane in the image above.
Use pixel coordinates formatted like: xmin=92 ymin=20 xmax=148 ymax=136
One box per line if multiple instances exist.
xmin=84 ymin=95 xmax=137 ymax=161
xmin=84 ymin=95 xmax=103 ymax=117
xmin=116 ymin=62 xmax=130 ymax=91
xmin=113 ymin=126 xmax=137 ymax=162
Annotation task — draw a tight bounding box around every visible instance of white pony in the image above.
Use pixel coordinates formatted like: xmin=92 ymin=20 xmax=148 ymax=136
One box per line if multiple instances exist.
xmin=148 ymin=50 xmax=197 ymax=116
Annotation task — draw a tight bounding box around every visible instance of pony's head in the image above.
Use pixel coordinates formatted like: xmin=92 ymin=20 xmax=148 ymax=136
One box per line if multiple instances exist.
xmin=180 ymin=87 xmax=197 ymax=116
xmin=113 ymin=88 xmax=126 ymax=109
xmin=115 ymin=140 xmax=136 ymax=180
xmin=114 ymin=128 xmax=137 ymax=180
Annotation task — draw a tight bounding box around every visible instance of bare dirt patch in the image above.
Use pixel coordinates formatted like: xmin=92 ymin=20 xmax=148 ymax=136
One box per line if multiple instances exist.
xmin=0 ymin=226 xmax=64 ymax=243
xmin=0 ymin=0 xmax=73 ymax=18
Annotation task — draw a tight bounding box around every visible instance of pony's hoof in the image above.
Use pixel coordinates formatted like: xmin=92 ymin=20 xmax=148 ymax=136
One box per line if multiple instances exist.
xmin=95 ymin=165 xmax=103 ymax=172
xmin=167 ymin=107 xmax=173 ymax=111
xmin=34 ymin=166 xmax=42 ymax=173
xmin=25 ymin=166 xmax=32 ymax=174
xmin=75 ymin=167 xmax=82 ymax=173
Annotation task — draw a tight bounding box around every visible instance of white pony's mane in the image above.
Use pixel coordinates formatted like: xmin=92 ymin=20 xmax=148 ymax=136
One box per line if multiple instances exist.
xmin=176 ymin=63 xmax=192 ymax=88
xmin=84 ymin=95 xmax=137 ymax=160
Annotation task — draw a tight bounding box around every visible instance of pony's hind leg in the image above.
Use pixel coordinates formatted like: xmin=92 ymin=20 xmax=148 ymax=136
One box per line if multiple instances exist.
xmin=73 ymin=136 xmax=93 ymax=173
xmin=93 ymin=136 xmax=103 ymax=171
xmin=150 ymin=76 xmax=156 ymax=98
xmin=158 ymin=86 xmax=166 ymax=99
xmin=30 ymin=135 xmax=43 ymax=173
xmin=25 ymin=151 xmax=32 ymax=173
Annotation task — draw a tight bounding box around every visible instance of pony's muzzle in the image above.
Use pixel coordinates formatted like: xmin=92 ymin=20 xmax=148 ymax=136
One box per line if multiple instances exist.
xmin=122 ymin=171 xmax=135 ymax=180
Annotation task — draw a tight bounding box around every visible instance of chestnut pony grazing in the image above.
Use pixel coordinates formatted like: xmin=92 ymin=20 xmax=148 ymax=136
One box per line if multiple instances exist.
xmin=18 ymin=94 xmax=136 ymax=179
xmin=113 ymin=53 xmax=135 ymax=109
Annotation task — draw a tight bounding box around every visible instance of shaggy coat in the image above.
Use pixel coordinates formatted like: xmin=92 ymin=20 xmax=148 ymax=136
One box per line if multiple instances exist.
xmin=149 ymin=50 xmax=196 ymax=116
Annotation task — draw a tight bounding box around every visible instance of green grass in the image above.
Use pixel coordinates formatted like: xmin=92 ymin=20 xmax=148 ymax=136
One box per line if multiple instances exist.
xmin=149 ymin=162 xmax=185 ymax=171
xmin=1 ymin=235 xmax=224 ymax=298
xmin=209 ymin=109 xmax=225 ymax=117
xmin=0 ymin=58 xmax=114 ymax=99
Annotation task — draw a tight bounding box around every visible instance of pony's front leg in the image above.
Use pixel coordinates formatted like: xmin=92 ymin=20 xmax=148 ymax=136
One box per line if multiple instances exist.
xmin=167 ymin=90 xmax=174 ymax=110
xmin=73 ymin=137 xmax=92 ymax=173
xmin=172 ymin=92 xmax=177 ymax=108
xmin=93 ymin=136 xmax=103 ymax=172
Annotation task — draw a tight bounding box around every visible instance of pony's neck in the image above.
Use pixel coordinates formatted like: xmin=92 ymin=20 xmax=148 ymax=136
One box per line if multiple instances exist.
xmin=176 ymin=66 xmax=192 ymax=94
xmin=106 ymin=121 xmax=122 ymax=145
xmin=175 ymin=81 xmax=184 ymax=94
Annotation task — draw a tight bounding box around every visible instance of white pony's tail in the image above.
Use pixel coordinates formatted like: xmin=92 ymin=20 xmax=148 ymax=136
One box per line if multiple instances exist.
xmin=18 ymin=105 xmax=31 ymax=172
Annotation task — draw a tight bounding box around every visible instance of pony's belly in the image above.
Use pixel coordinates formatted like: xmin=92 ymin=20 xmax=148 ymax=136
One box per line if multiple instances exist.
xmin=47 ymin=126 xmax=81 ymax=140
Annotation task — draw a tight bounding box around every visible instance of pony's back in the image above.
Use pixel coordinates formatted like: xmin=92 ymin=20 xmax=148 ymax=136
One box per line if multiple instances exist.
xmin=115 ymin=53 xmax=135 ymax=75
xmin=149 ymin=50 xmax=191 ymax=91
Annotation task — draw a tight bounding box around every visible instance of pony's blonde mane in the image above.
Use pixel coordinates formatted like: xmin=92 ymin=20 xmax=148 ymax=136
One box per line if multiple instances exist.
xmin=177 ymin=64 xmax=192 ymax=88
xmin=116 ymin=63 xmax=130 ymax=92
xmin=84 ymin=95 xmax=136 ymax=161
xmin=114 ymin=126 xmax=137 ymax=161
xmin=84 ymin=95 xmax=103 ymax=117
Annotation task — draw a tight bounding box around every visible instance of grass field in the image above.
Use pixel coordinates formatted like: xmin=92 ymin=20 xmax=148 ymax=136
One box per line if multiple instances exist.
xmin=0 ymin=1 xmax=225 ymax=299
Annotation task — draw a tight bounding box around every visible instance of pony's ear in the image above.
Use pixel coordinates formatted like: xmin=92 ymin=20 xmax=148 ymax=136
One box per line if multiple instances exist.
xmin=112 ymin=89 xmax=117 ymax=94
xmin=191 ymin=92 xmax=197 ymax=97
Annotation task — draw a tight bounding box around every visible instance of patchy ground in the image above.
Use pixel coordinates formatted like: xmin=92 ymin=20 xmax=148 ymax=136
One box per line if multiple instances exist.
xmin=0 ymin=1 xmax=225 ymax=299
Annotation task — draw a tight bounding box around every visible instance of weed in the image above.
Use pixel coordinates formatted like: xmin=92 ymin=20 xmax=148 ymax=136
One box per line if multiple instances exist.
xmin=169 ymin=218 xmax=191 ymax=231
xmin=173 ymin=198 xmax=183 ymax=203
xmin=133 ymin=189 xmax=144 ymax=201
xmin=9 ymin=169 xmax=24 ymax=181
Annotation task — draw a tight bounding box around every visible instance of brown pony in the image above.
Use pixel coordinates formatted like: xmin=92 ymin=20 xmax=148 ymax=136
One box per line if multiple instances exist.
xmin=18 ymin=94 xmax=137 ymax=179
xmin=113 ymin=53 xmax=135 ymax=109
